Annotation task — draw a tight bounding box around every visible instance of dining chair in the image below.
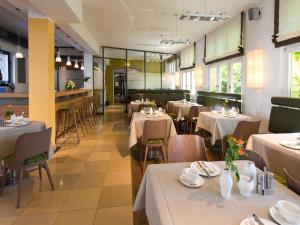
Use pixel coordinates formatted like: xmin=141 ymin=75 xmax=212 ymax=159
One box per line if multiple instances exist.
xmin=138 ymin=103 xmax=156 ymax=112
xmin=142 ymin=119 xmax=168 ymax=173
xmin=168 ymin=135 xmax=207 ymax=163
xmin=222 ymin=120 xmax=261 ymax=160
xmin=239 ymin=149 xmax=269 ymax=171
xmin=283 ymin=168 xmax=300 ymax=195
xmin=196 ymin=106 xmax=212 ymax=138
xmin=0 ymin=128 xmax=54 ymax=208
xmin=186 ymin=106 xmax=199 ymax=134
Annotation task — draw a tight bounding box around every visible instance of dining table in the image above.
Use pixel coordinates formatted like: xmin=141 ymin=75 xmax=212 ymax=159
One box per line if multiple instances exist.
xmin=128 ymin=101 xmax=156 ymax=117
xmin=0 ymin=121 xmax=45 ymax=160
xmin=166 ymin=101 xmax=202 ymax=121
xmin=128 ymin=112 xmax=177 ymax=149
xmin=195 ymin=112 xmax=252 ymax=145
xmin=247 ymin=133 xmax=300 ymax=180
xmin=133 ymin=161 xmax=300 ymax=225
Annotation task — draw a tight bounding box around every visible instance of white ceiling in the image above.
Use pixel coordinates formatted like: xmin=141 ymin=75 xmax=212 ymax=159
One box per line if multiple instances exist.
xmin=1 ymin=0 xmax=262 ymax=55
xmin=82 ymin=0 xmax=261 ymax=53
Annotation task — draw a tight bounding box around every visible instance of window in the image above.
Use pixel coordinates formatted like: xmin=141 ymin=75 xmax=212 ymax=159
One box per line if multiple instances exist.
xmin=0 ymin=50 xmax=10 ymax=82
xmin=219 ymin=64 xmax=229 ymax=93
xmin=209 ymin=67 xmax=217 ymax=92
xmin=208 ymin=59 xmax=242 ymax=94
xmin=231 ymin=62 xmax=242 ymax=94
xmin=167 ymin=60 xmax=176 ymax=74
xmin=289 ymin=51 xmax=300 ymax=98
xmin=181 ymin=70 xmax=196 ymax=99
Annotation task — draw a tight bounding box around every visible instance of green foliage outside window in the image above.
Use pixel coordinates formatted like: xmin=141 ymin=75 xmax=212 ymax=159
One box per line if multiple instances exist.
xmin=232 ymin=63 xmax=242 ymax=94
xmin=290 ymin=52 xmax=300 ymax=98
xmin=220 ymin=65 xmax=229 ymax=93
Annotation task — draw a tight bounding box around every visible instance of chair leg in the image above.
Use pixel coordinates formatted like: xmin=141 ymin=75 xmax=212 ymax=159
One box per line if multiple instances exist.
xmin=43 ymin=161 xmax=54 ymax=191
xmin=77 ymin=112 xmax=86 ymax=137
xmin=81 ymin=109 xmax=88 ymax=133
xmin=17 ymin=169 xmax=24 ymax=209
xmin=0 ymin=167 xmax=8 ymax=196
xmin=143 ymin=146 xmax=149 ymax=174
xmin=73 ymin=114 xmax=80 ymax=143
xmin=85 ymin=108 xmax=93 ymax=128
xmin=38 ymin=165 xmax=42 ymax=180
xmin=161 ymin=145 xmax=167 ymax=163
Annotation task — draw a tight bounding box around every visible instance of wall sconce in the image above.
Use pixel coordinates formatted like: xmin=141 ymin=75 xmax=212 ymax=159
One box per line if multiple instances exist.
xmin=195 ymin=65 xmax=204 ymax=89
xmin=247 ymin=49 xmax=264 ymax=88
xmin=175 ymin=71 xmax=180 ymax=87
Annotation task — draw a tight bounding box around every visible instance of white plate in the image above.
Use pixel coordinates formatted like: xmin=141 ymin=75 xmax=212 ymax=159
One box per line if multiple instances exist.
xmin=190 ymin=161 xmax=221 ymax=177
xmin=6 ymin=121 xmax=31 ymax=127
xmin=240 ymin=217 xmax=277 ymax=225
xmin=280 ymin=141 xmax=300 ymax=150
xmin=179 ymin=174 xmax=204 ymax=188
xmin=224 ymin=114 xmax=237 ymax=118
xmin=269 ymin=206 xmax=300 ymax=225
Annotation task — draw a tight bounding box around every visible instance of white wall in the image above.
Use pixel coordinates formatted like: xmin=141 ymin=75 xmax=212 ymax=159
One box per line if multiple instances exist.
xmin=194 ymin=0 xmax=289 ymax=132
xmin=242 ymin=0 xmax=283 ymax=132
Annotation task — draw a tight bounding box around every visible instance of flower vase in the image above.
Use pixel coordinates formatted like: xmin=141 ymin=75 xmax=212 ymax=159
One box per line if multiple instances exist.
xmin=219 ymin=169 xmax=233 ymax=198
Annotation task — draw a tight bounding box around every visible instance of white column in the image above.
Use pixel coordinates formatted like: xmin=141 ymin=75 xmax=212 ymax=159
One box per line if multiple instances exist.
xmin=83 ymin=52 xmax=93 ymax=90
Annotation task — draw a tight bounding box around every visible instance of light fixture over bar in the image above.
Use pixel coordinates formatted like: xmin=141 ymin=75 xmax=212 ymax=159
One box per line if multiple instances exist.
xmin=179 ymin=12 xmax=229 ymax=22
xmin=160 ymin=39 xmax=190 ymax=45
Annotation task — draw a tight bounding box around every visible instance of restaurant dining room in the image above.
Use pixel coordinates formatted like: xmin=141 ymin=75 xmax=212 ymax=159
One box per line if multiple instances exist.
xmin=0 ymin=0 xmax=300 ymax=224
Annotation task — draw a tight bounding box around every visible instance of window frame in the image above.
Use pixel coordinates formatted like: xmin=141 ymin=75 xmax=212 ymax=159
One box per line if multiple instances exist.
xmin=284 ymin=45 xmax=300 ymax=98
xmin=0 ymin=49 xmax=11 ymax=83
xmin=208 ymin=57 xmax=242 ymax=94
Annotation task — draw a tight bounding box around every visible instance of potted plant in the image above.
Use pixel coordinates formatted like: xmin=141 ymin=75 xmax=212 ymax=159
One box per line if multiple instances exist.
xmin=65 ymin=80 xmax=76 ymax=90
xmin=219 ymin=136 xmax=245 ymax=198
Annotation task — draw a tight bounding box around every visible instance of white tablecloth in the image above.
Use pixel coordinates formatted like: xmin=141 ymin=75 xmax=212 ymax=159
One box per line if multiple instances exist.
xmin=0 ymin=122 xmax=45 ymax=159
xmin=166 ymin=101 xmax=201 ymax=121
xmin=247 ymin=133 xmax=300 ymax=180
xmin=129 ymin=112 xmax=177 ymax=148
xmin=196 ymin=112 xmax=252 ymax=145
xmin=133 ymin=161 xmax=300 ymax=225
xmin=128 ymin=101 xmax=155 ymax=117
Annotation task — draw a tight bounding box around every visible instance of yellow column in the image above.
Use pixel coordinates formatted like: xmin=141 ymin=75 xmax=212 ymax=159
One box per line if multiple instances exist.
xmin=28 ymin=18 xmax=55 ymax=144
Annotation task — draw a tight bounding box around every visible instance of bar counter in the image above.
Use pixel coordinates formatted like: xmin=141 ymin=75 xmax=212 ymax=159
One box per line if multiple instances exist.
xmin=0 ymin=89 xmax=92 ymax=116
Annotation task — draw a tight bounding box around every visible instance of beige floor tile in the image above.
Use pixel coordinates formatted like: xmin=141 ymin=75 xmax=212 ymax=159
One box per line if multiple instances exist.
xmin=53 ymin=209 xmax=95 ymax=225
xmin=13 ymin=213 xmax=57 ymax=225
xmin=0 ymin=216 xmax=17 ymax=225
xmin=0 ymin=195 xmax=24 ymax=217
xmin=48 ymin=162 xmax=84 ymax=175
xmin=39 ymin=173 xmax=80 ymax=191
xmin=94 ymin=206 xmax=133 ymax=225
xmin=103 ymin=171 xmax=131 ymax=186
xmin=87 ymin=152 xmax=111 ymax=162
xmin=22 ymin=191 xmax=69 ymax=215
xmin=74 ymin=172 xmax=106 ymax=189
xmin=61 ymin=188 xmax=101 ymax=211
xmin=94 ymin=144 xmax=116 ymax=152
xmin=110 ymin=150 xmax=130 ymax=160
xmin=98 ymin=185 xmax=132 ymax=208
xmin=83 ymin=161 xmax=108 ymax=172
xmin=107 ymin=159 xmax=131 ymax=171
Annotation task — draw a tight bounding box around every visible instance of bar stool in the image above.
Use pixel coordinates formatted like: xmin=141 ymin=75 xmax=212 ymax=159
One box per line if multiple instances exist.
xmin=66 ymin=102 xmax=86 ymax=143
xmin=81 ymin=97 xmax=93 ymax=129
xmin=55 ymin=107 xmax=68 ymax=140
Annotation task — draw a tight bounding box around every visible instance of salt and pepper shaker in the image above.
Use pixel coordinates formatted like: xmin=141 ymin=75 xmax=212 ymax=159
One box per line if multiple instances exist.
xmin=257 ymin=167 xmax=274 ymax=195
xmin=0 ymin=117 xmax=5 ymax=127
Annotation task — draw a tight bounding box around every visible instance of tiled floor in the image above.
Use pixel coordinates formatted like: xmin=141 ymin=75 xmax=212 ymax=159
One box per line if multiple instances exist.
xmin=0 ymin=105 xmax=133 ymax=225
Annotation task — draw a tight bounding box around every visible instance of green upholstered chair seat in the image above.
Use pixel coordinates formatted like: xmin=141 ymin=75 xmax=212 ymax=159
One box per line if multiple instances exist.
xmin=3 ymin=154 xmax=46 ymax=165
xmin=147 ymin=138 xmax=164 ymax=144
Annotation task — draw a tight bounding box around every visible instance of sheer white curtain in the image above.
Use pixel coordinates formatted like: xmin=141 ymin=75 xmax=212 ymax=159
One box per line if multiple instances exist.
xmin=276 ymin=0 xmax=300 ymax=42
xmin=205 ymin=14 xmax=242 ymax=63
